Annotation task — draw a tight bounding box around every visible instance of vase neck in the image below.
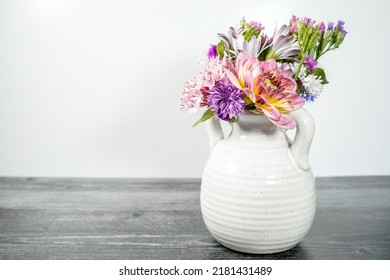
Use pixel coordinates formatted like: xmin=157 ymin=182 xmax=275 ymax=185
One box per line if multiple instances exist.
xmin=231 ymin=113 xmax=282 ymax=137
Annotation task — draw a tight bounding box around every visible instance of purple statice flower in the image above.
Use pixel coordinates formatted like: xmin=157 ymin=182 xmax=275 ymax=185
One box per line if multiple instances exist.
xmin=290 ymin=15 xmax=299 ymax=33
xmin=207 ymin=45 xmax=217 ymax=59
xmin=267 ymin=36 xmax=273 ymax=45
xmin=207 ymin=79 xmax=245 ymax=121
xmin=327 ymin=22 xmax=334 ymax=30
xmin=304 ymin=55 xmax=318 ymax=71
xmin=299 ymin=92 xmax=316 ymax=102
xmin=337 ymin=20 xmax=348 ymax=35
xmin=290 ymin=15 xmax=298 ymax=25
xmin=318 ymin=22 xmax=325 ymax=33
xmin=337 ymin=20 xmax=345 ymax=29
xmin=303 ymin=17 xmax=316 ymax=26
xmin=248 ymin=20 xmax=264 ymax=31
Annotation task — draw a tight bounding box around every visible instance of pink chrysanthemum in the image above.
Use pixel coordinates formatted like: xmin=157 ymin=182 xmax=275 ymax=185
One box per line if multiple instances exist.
xmin=180 ymin=77 xmax=207 ymax=113
xmin=200 ymin=57 xmax=227 ymax=89
xmin=180 ymin=58 xmax=234 ymax=113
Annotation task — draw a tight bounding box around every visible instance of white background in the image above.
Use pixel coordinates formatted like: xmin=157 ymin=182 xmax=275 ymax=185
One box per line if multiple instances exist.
xmin=0 ymin=0 xmax=389 ymax=178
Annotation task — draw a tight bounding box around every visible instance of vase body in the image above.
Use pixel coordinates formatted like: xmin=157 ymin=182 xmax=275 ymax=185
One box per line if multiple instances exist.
xmin=200 ymin=109 xmax=316 ymax=254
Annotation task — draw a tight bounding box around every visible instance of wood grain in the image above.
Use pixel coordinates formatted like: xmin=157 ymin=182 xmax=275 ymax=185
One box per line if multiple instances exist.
xmin=0 ymin=177 xmax=389 ymax=259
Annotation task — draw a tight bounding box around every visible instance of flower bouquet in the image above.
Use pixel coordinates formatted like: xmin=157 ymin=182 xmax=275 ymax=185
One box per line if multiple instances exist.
xmin=180 ymin=16 xmax=347 ymax=129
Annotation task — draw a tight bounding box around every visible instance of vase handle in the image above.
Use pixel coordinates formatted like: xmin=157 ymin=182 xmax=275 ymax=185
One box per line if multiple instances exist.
xmin=205 ymin=116 xmax=224 ymax=152
xmin=288 ymin=108 xmax=315 ymax=171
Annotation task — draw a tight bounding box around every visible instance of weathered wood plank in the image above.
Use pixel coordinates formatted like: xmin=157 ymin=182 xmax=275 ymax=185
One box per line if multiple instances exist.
xmin=0 ymin=177 xmax=389 ymax=259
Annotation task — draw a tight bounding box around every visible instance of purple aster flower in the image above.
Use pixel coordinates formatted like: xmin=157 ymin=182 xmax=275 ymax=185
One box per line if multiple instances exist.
xmin=304 ymin=55 xmax=318 ymax=71
xmin=207 ymin=79 xmax=245 ymax=121
xmin=207 ymin=45 xmax=217 ymax=59
xmin=327 ymin=22 xmax=334 ymax=30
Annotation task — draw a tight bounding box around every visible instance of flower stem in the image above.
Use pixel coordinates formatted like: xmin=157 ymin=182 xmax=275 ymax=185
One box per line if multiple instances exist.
xmin=294 ymin=55 xmax=305 ymax=80
xmin=316 ymin=46 xmax=336 ymax=60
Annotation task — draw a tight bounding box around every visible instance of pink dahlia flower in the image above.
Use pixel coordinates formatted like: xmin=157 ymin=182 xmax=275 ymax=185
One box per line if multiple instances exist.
xmin=225 ymin=52 xmax=304 ymax=129
xmin=254 ymin=84 xmax=305 ymax=129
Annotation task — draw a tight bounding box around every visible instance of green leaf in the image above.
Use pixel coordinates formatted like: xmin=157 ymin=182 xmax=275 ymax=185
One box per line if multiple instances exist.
xmin=228 ymin=117 xmax=237 ymax=123
xmin=192 ymin=108 xmax=215 ymax=127
xmin=245 ymin=103 xmax=256 ymax=110
xmin=217 ymin=41 xmax=225 ymax=57
xmin=313 ymin=68 xmax=329 ymax=84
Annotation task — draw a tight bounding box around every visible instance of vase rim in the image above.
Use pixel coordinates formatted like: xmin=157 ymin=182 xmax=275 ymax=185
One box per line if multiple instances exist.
xmin=238 ymin=110 xmax=268 ymax=121
xmin=239 ymin=110 xmax=262 ymax=116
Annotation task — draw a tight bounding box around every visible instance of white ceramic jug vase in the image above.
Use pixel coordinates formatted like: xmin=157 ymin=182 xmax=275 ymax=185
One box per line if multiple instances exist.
xmin=200 ymin=108 xmax=316 ymax=254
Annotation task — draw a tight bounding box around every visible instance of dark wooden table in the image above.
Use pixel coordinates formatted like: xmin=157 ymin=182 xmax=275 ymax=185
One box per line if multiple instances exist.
xmin=0 ymin=177 xmax=389 ymax=260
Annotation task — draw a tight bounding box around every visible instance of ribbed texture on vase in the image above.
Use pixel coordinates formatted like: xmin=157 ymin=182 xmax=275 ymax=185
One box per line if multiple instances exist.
xmin=200 ymin=139 xmax=316 ymax=254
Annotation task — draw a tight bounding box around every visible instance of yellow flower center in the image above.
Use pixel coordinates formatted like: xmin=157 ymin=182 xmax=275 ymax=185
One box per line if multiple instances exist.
xmin=264 ymin=78 xmax=277 ymax=89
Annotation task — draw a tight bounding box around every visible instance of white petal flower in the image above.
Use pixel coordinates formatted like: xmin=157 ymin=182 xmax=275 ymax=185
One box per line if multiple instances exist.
xmin=267 ymin=25 xmax=300 ymax=60
xmin=218 ymin=27 xmax=267 ymax=58
xmin=302 ymin=74 xmax=324 ymax=97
